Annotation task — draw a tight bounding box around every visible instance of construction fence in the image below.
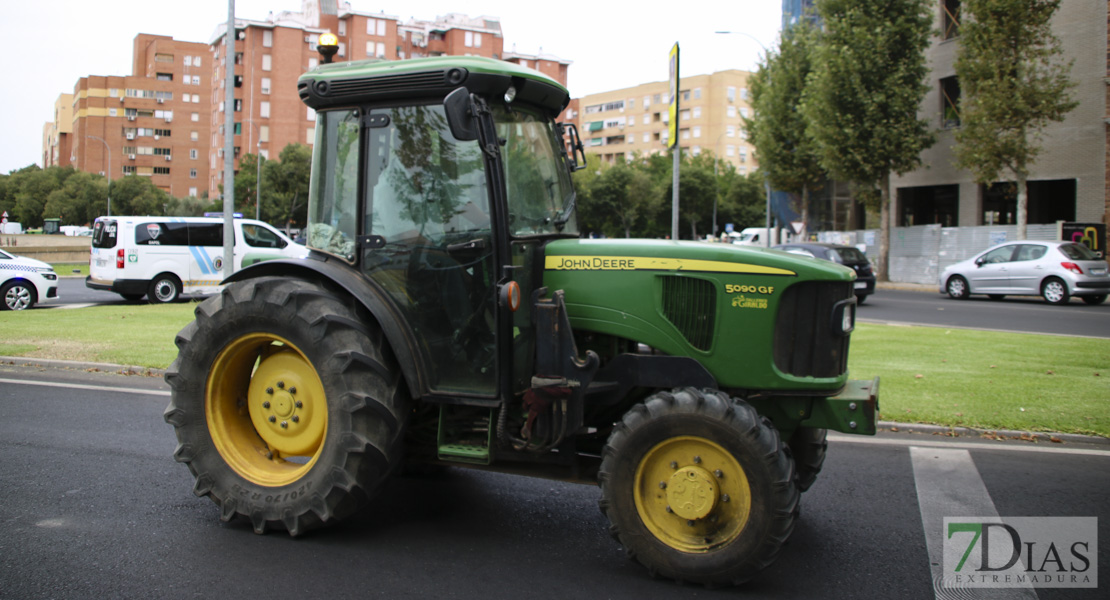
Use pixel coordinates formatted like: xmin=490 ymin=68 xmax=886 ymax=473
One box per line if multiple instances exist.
xmin=812 ymin=224 xmax=1063 ymax=285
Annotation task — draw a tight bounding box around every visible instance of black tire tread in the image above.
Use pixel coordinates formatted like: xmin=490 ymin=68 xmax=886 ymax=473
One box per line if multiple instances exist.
xmin=788 ymin=426 xmax=827 ymax=492
xmin=164 ymin=276 xmax=405 ymax=537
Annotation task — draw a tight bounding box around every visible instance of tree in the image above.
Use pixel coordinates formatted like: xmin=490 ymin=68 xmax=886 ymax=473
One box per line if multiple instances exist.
xmin=265 ymin=143 xmax=312 ymax=232
xmin=110 ymin=175 xmax=171 ymax=216
xmin=719 ymin=172 xmax=767 ymax=231
xmin=953 ymin=0 xmax=1077 ymax=240
xmin=804 ymin=0 xmax=935 ymax=281
xmin=746 ymin=20 xmax=825 ymax=229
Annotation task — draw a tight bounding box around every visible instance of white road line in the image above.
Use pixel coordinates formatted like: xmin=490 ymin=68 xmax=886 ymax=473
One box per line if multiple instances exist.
xmin=0 ymin=377 xmax=170 ymax=397
xmin=54 ymin=303 xmax=99 ymax=309
xmin=910 ymin=447 xmax=1038 ymax=600
xmin=829 ymin=433 xmax=1110 ymax=457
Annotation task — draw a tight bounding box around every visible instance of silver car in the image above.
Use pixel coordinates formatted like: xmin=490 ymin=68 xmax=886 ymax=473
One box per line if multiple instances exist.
xmin=940 ymin=241 xmax=1109 ymax=305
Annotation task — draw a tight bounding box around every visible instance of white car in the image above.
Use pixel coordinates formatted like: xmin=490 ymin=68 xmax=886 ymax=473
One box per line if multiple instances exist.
xmin=939 ymin=241 xmax=1109 ymax=305
xmin=0 ymin=248 xmax=59 ymax=310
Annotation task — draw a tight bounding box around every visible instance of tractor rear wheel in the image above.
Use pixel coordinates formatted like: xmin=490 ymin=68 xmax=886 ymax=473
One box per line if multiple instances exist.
xmin=163 ymin=277 xmax=405 ymax=536
xmin=599 ymin=388 xmax=799 ymax=586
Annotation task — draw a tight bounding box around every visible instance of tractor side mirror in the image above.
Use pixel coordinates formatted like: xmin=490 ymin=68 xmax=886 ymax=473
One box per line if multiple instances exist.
xmin=558 ymin=122 xmax=587 ymax=171
xmin=444 ymin=88 xmax=479 ymax=142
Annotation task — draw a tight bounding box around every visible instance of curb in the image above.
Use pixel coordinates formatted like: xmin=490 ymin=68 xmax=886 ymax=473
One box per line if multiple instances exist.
xmin=3 ymin=355 xmax=1106 ymax=445
xmin=0 ymin=355 xmax=165 ymax=377
xmin=877 ymin=420 xmax=1109 ymax=446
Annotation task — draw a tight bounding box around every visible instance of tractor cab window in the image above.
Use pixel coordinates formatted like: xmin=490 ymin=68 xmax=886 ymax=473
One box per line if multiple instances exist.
xmin=307 ymin=109 xmax=361 ymax=261
xmin=361 ymin=104 xmax=496 ymax=396
xmin=492 ymin=105 xmax=578 ymax=237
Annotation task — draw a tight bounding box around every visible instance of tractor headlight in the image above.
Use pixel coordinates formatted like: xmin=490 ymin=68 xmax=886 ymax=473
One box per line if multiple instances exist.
xmin=830 ymin=298 xmax=855 ymax=337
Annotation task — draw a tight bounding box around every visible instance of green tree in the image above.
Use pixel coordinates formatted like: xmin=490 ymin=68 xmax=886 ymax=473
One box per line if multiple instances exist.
xmin=804 ymin=0 xmax=935 ymax=281
xmin=43 ymin=170 xmax=106 ymax=225
xmin=746 ymin=20 xmax=824 ymax=228
xmin=265 ymin=143 xmax=312 ymax=232
xmin=719 ymin=172 xmax=767 ymax=231
xmin=953 ymin=0 xmax=1077 ymax=240
xmin=664 ymin=155 xmax=717 ymax=240
xmin=110 ymin=175 xmax=171 ymax=216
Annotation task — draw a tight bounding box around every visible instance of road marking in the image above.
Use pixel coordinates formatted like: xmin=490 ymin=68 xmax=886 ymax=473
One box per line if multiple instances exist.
xmin=829 ymin=433 xmax=1110 ymax=457
xmin=52 ymin=303 xmax=99 ymax=310
xmin=0 ymin=377 xmax=170 ymax=397
xmin=910 ymin=447 xmax=1038 ymax=599
xmin=856 ymin=318 xmax=1108 ymax=339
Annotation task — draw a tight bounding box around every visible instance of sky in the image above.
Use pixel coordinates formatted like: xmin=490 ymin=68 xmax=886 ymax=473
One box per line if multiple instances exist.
xmin=1 ymin=0 xmax=782 ymax=174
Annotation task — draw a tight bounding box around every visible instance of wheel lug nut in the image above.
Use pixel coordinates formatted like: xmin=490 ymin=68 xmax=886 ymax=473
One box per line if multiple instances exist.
xmin=266 ymin=387 xmax=274 ymax=395
xmin=687 ymin=520 xmax=695 ymax=527
xmin=670 ymin=461 xmax=678 ymax=470
xmin=263 ymin=401 xmax=271 ymax=409
xmin=268 ymin=416 xmax=276 ymax=423
xmin=665 ymin=505 xmax=673 ymax=513
xmin=292 ymin=415 xmax=299 ymax=423
xmin=289 ymin=387 xmax=296 ymax=395
xmin=722 ymin=494 xmax=730 ymax=503
xmin=277 ymin=381 xmax=285 ymax=389
xmin=714 ymin=469 xmax=723 ymax=478
xmin=659 ymin=481 xmax=667 ymax=489
xmin=280 ymin=421 xmax=288 ymax=428
xmin=295 ymin=401 xmax=303 ymax=408
xmin=693 ymin=456 xmax=701 ymax=464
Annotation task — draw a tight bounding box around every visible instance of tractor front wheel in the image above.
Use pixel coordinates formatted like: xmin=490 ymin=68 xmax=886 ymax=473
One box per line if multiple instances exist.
xmin=163 ymin=277 xmax=405 ymax=536
xmin=599 ymin=388 xmax=799 ymax=586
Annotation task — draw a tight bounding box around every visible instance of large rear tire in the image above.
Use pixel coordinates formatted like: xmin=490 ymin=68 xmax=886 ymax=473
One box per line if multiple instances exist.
xmin=598 ymin=388 xmax=799 ymax=586
xmin=164 ymin=277 xmax=406 ymax=536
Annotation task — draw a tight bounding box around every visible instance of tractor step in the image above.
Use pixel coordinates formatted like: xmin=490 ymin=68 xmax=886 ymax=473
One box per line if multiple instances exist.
xmin=436 ymin=405 xmax=492 ymax=465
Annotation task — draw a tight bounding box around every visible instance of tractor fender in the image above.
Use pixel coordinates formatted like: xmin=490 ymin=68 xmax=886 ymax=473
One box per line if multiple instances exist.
xmin=223 ymin=256 xmax=427 ymax=397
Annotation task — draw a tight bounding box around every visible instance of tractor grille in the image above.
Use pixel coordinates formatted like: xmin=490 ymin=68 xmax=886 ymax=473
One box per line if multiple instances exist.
xmin=773 ymin=281 xmax=853 ymax=378
xmin=660 ymin=276 xmax=716 ymax=351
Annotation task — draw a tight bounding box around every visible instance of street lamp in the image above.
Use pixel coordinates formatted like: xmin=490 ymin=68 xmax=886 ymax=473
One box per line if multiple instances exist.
xmin=86 ymin=135 xmax=112 ymax=217
xmin=244 ymin=119 xmax=263 ymax=220
xmin=715 ymin=30 xmax=774 ymax=247
xmin=713 ymin=131 xmax=728 ymax=239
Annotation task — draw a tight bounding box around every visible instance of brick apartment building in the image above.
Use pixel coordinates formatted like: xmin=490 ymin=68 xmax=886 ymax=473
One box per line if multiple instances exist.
xmin=63 ymin=34 xmax=213 ymax=199
xmin=573 ymin=70 xmax=760 ymax=174
xmin=207 ymin=1 xmax=570 ymax=199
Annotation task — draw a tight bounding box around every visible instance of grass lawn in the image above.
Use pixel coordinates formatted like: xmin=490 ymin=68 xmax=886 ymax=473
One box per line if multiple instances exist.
xmin=52 ymin=263 xmax=89 ymax=277
xmin=1 ymin=307 xmax=1107 ymax=437
xmin=849 ymin=323 xmax=1109 ymax=437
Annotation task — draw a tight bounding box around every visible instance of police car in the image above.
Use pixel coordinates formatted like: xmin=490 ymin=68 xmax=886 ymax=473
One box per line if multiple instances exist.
xmin=0 ymin=248 xmax=59 ymax=310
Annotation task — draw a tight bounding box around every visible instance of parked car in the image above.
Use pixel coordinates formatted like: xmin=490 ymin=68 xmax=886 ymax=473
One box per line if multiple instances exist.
xmin=939 ymin=241 xmax=1109 ymax=305
xmin=773 ymin=242 xmax=876 ymax=303
xmin=0 ymin=248 xmax=59 ymax=310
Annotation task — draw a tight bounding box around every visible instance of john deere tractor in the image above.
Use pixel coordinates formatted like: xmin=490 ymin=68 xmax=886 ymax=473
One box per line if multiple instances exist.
xmin=164 ymin=52 xmax=878 ymax=587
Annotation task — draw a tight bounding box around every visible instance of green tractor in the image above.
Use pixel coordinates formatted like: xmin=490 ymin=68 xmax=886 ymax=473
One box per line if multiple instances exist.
xmin=164 ymin=53 xmax=878 ymax=587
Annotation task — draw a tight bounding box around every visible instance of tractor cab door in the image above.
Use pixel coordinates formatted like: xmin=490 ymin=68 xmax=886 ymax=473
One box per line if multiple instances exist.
xmin=359 ymin=104 xmax=498 ymax=397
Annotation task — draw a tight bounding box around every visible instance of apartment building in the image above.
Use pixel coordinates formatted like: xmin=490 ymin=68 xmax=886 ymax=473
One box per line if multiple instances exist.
xmin=889 ymin=1 xmax=1106 ymax=230
xmin=574 ymin=71 xmax=758 ymax=173
xmin=67 ymin=35 xmax=213 ymax=199
xmin=42 ymin=94 xmax=74 ymax=169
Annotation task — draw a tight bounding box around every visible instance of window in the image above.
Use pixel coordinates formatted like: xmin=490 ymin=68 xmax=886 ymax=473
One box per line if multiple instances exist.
xmin=940 ymin=76 xmax=960 ymax=128
xmin=943 ymin=0 xmax=961 ymax=40
xmin=189 ymin=187 xmax=197 ymax=197
xmin=338 ymin=42 xmax=346 ymax=57
xmin=233 ymin=122 xmax=242 ymax=135
xmin=192 ymin=94 xmax=199 ymax=103
xmin=740 ymin=88 xmax=749 ymax=101
xmin=726 ymin=145 xmax=735 ymax=157
xmin=643 ymin=132 xmax=650 ymax=143
xmin=191 ymin=130 xmax=199 ymax=141
xmin=628 ymin=115 xmax=635 ymax=126
xmin=692 ymin=107 xmax=701 ymax=119
xmin=234 ymin=99 xmax=242 ymax=112
xmin=694 ymin=88 xmax=701 ymax=100
xmin=307 ymin=127 xmax=315 ymax=144
xmin=191 ymin=112 xmax=199 ymax=122
xmin=308 ymin=106 xmax=316 ymax=121
xmin=182 ymin=95 xmax=190 ymax=103
xmin=693 ymin=126 xmax=701 ymax=138
xmin=190 ymin=149 xmax=198 ymax=159
xmin=740 ymin=108 xmax=749 ymax=119
xmin=194 ymin=56 xmax=201 ymax=67
xmin=727 ymin=106 xmax=737 ymax=118
xmin=260 ymin=125 xmax=269 ymax=142
xmin=190 ymin=168 xmax=198 ymax=179
xmin=184 ymin=56 xmax=193 ymax=67
xmin=156 ymin=73 xmax=172 ymax=82
xmin=155 ymin=53 xmax=173 ymax=63
xmin=727 ymin=125 xmax=736 ymax=137
xmin=261 ymin=77 xmax=271 ymax=94
xmin=309 ymin=58 xmax=318 ymax=69
xmin=338 ymin=20 xmax=346 ymax=36
xmin=368 ymin=18 xmax=387 ymax=36
xmin=260 ymin=102 xmax=270 ymax=118
xmin=191 ymin=75 xmax=200 ymax=85
xmin=263 ymin=30 xmax=273 ymax=47
xmin=154 ymin=167 xmax=170 ymax=175
xmin=262 ymin=55 xmax=271 ymax=71
xmin=727 ymin=86 xmax=736 ymax=102
xmin=643 ymin=95 xmax=651 ymax=108
xmin=682 ymin=90 xmax=690 ymax=101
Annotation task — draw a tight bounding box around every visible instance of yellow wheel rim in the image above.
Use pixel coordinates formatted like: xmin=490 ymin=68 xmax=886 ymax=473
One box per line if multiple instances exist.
xmin=633 ymin=436 xmax=752 ymax=553
xmin=206 ymin=333 xmax=327 ymax=487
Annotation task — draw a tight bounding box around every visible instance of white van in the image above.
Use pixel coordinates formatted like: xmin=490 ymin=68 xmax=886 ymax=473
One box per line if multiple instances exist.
xmin=87 ymin=216 xmax=307 ymax=303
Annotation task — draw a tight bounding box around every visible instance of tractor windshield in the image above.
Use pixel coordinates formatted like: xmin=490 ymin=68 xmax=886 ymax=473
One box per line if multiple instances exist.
xmin=493 ymin=105 xmax=578 ymax=237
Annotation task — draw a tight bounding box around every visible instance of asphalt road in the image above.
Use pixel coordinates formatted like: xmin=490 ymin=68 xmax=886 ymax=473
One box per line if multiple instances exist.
xmin=858 ymin=288 xmax=1110 ymax=338
xmin=1 ymin=364 xmax=1107 ymax=599
xmin=47 ymin=277 xmax=1110 ymax=339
